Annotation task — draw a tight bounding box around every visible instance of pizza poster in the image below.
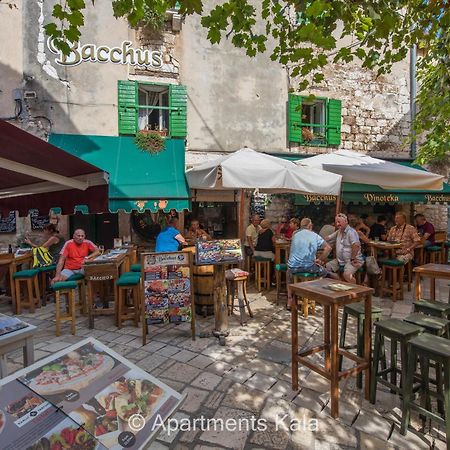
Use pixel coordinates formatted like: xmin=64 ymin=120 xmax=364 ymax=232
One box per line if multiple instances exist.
xmin=195 ymin=239 xmax=243 ymax=265
xmin=143 ymin=252 xmax=193 ymax=325
xmin=0 ymin=314 xmax=29 ymax=336
xmin=0 ymin=338 xmax=184 ymax=450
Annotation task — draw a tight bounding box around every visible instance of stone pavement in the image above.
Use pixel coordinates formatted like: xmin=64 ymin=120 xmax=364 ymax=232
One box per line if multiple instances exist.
xmin=0 ymin=278 xmax=448 ymax=450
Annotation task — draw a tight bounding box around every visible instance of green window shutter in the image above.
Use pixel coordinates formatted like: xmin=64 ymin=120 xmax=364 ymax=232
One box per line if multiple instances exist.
xmin=169 ymin=84 xmax=187 ymax=138
xmin=288 ymin=94 xmax=302 ymax=143
xmin=118 ymin=80 xmax=138 ymax=135
xmin=327 ymin=99 xmax=342 ymax=146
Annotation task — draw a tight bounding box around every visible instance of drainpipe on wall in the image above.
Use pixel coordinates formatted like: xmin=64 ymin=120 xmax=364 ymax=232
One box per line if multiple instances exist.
xmin=410 ymin=44 xmax=417 ymax=159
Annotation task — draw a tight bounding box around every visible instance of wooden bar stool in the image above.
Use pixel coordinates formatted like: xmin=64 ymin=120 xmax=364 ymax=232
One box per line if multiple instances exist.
xmin=67 ymin=273 xmax=87 ymax=315
xmin=426 ymin=245 xmax=443 ymax=264
xmin=370 ymin=319 xmax=424 ymax=404
xmin=404 ymin=313 xmax=450 ymax=338
xmin=131 ymin=264 xmax=142 ymax=272
xmin=13 ymin=269 xmax=41 ymax=314
xmin=275 ymin=263 xmax=288 ymax=305
xmin=380 ymin=260 xmax=405 ymax=301
xmin=38 ymin=264 xmax=56 ymax=306
xmin=401 ymin=334 xmax=450 ymax=442
xmin=226 ymin=274 xmax=252 ymax=325
xmin=254 ymin=257 xmax=271 ymax=291
xmin=339 ymin=302 xmax=383 ymax=388
xmin=52 ymin=281 xmax=77 ymax=336
xmin=413 ymin=300 xmax=450 ymax=319
xmin=443 ymin=241 xmax=449 ymax=264
xmin=292 ymin=272 xmax=319 ymax=318
xmin=116 ymin=273 xmax=141 ymax=329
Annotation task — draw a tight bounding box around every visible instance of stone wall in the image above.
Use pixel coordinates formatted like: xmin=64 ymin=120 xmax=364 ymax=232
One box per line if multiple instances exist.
xmin=290 ymin=62 xmax=411 ymax=158
xmin=414 ymin=204 xmax=448 ymax=232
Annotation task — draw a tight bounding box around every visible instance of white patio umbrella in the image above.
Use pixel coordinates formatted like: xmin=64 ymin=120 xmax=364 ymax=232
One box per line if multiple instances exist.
xmin=186 ymin=148 xmax=342 ymax=195
xmin=297 ymin=150 xmax=444 ymax=190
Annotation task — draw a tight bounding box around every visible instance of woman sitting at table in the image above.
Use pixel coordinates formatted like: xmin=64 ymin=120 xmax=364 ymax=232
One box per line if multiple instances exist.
xmin=275 ymin=216 xmax=290 ymax=238
xmin=24 ymin=224 xmax=65 ymax=263
xmin=286 ymin=218 xmax=300 ymax=239
xmin=254 ymin=219 xmax=275 ymax=260
xmin=155 ymin=217 xmax=187 ymax=252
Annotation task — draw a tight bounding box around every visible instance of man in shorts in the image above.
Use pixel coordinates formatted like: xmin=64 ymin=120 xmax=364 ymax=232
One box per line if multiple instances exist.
xmin=52 ymin=229 xmax=100 ymax=283
xmin=326 ymin=213 xmax=364 ymax=283
xmin=287 ymin=218 xmax=332 ymax=309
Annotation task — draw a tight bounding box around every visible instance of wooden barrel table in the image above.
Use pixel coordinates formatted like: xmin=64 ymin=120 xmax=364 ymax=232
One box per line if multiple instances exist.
xmin=193 ymin=264 xmax=215 ymax=316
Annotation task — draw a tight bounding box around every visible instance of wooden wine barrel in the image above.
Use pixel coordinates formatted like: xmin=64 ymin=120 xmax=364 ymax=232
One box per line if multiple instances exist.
xmin=193 ymin=264 xmax=215 ymax=316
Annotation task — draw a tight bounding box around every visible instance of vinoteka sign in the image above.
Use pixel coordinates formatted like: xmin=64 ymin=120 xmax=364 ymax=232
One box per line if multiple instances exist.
xmin=47 ymin=38 xmax=163 ymax=69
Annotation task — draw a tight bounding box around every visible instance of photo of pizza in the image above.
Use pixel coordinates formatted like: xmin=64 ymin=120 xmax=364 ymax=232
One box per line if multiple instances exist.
xmin=146 ymin=308 xmax=169 ymax=324
xmin=145 ymin=293 xmax=168 ymax=309
xmin=169 ymin=307 xmax=192 ymax=323
xmin=0 ymin=410 xmax=5 ymax=435
xmin=6 ymin=393 xmax=44 ymax=419
xmin=168 ymin=279 xmax=190 ymax=293
xmin=146 ymin=280 xmax=169 ymax=293
xmin=168 ymin=292 xmax=190 ymax=308
xmin=26 ymin=421 xmax=100 ymax=450
xmin=23 ymin=344 xmax=116 ymax=396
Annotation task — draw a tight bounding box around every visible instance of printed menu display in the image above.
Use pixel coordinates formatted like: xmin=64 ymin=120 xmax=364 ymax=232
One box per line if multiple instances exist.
xmin=143 ymin=252 xmax=193 ymax=325
xmin=0 ymin=338 xmax=183 ymax=450
xmin=195 ymin=239 xmax=243 ymax=265
xmin=0 ymin=315 xmax=29 ymax=336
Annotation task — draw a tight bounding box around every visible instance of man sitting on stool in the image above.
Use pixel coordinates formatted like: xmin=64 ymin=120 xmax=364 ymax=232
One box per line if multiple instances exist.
xmin=326 ymin=213 xmax=364 ymax=283
xmin=287 ymin=218 xmax=332 ymax=310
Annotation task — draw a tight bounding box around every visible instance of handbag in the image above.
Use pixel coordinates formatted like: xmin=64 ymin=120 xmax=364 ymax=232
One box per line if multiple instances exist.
xmin=365 ymin=255 xmax=381 ymax=275
xmin=32 ymin=247 xmax=54 ymax=268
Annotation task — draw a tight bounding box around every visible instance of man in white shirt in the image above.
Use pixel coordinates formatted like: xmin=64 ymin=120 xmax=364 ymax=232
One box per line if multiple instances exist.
xmin=244 ymin=214 xmax=261 ymax=256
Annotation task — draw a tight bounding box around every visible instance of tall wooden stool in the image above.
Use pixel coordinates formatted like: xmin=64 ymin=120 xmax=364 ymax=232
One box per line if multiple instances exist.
xmin=275 ymin=263 xmax=288 ymax=305
xmin=116 ymin=273 xmax=141 ymax=329
xmin=52 ymin=281 xmax=77 ymax=336
xmin=370 ymin=319 xmax=424 ymax=404
xmin=131 ymin=264 xmax=142 ymax=272
xmin=13 ymin=269 xmax=41 ymax=314
xmin=39 ymin=264 xmax=56 ymax=306
xmin=426 ymin=245 xmax=443 ymax=264
xmin=67 ymin=273 xmax=87 ymax=315
xmin=226 ymin=274 xmax=252 ymax=325
xmin=380 ymin=260 xmax=405 ymax=301
xmin=339 ymin=302 xmax=383 ymax=388
xmin=254 ymin=257 xmax=271 ymax=291
xmin=443 ymin=241 xmax=450 ymax=264
xmin=404 ymin=313 xmax=450 ymax=338
xmin=292 ymin=272 xmax=318 ymax=318
xmin=413 ymin=300 xmax=450 ymax=319
xmin=401 ymin=334 xmax=450 ymax=442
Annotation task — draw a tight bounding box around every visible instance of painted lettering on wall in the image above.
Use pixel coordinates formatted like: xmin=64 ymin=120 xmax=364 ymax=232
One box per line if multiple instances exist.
xmin=363 ymin=193 xmax=399 ymax=203
xmin=47 ymin=39 xmax=163 ymax=69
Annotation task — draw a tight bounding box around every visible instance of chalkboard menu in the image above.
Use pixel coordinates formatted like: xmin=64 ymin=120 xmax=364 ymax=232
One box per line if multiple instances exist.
xmin=195 ymin=239 xmax=243 ymax=265
xmin=143 ymin=252 xmax=194 ymax=325
xmin=30 ymin=209 xmax=50 ymax=230
xmin=0 ymin=211 xmax=16 ymax=233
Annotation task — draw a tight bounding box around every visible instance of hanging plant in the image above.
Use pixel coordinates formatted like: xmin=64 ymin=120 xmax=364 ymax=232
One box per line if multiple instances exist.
xmin=134 ymin=130 xmax=165 ymax=155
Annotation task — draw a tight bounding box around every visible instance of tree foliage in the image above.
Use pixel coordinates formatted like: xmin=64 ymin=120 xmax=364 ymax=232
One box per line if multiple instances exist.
xmin=44 ymin=0 xmax=450 ymax=164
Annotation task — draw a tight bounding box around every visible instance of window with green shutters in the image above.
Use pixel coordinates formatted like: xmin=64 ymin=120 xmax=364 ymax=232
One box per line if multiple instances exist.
xmin=288 ymin=94 xmax=341 ymax=146
xmin=118 ymin=80 xmax=187 ymax=138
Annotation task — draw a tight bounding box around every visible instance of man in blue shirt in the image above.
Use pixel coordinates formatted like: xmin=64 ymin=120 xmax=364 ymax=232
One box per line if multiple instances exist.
xmin=287 ymin=218 xmax=332 ymax=309
xmin=155 ymin=217 xmax=187 ymax=252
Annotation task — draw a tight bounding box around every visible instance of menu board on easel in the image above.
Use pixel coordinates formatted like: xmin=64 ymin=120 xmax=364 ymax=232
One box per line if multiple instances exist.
xmin=142 ymin=252 xmax=195 ymax=344
xmin=195 ymin=239 xmax=243 ymax=266
xmin=0 ymin=211 xmax=16 ymax=233
xmin=29 ymin=209 xmax=50 ymax=230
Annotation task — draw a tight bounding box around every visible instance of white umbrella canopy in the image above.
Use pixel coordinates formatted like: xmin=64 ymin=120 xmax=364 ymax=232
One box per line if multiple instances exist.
xmin=186 ymin=148 xmax=342 ymax=195
xmin=297 ymin=150 xmax=444 ymax=191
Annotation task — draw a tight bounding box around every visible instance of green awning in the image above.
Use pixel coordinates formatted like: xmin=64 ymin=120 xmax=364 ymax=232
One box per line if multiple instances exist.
xmin=294 ymin=180 xmax=450 ymax=205
xmin=49 ymin=134 xmax=191 ymax=212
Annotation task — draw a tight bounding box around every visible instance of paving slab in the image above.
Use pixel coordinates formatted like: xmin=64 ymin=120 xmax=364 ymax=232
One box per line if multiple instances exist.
xmin=171 ymin=349 xmax=198 ymax=362
xmin=352 ymin=410 xmax=393 ymax=441
xmin=188 ymin=354 xmax=215 ymax=369
xmin=244 ymin=373 xmax=277 ymax=391
xmin=221 ymin=383 xmax=267 ymax=413
xmin=161 ymin=362 xmax=201 ymax=383
xmin=224 ymin=367 xmax=254 ymax=383
xmin=191 ymin=372 xmax=221 ymax=390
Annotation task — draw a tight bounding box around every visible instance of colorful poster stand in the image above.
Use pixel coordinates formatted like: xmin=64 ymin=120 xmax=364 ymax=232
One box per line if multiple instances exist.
xmin=141 ymin=251 xmax=195 ymax=345
xmin=195 ymin=239 xmax=243 ymax=266
xmin=0 ymin=338 xmax=184 ymax=450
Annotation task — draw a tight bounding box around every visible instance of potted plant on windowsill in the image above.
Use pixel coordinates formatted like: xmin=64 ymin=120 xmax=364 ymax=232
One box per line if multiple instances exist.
xmin=134 ymin=130 xmax=166 ymax=154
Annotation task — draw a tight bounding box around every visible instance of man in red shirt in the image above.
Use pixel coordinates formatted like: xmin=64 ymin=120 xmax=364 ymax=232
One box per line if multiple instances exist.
xmin=52 ymin=229 xmax=100 ymax=283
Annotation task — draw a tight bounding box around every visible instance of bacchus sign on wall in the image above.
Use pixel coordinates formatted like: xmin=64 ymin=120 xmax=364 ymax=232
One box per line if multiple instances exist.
xmin=47 ymin=38 xmax=163 ymax=69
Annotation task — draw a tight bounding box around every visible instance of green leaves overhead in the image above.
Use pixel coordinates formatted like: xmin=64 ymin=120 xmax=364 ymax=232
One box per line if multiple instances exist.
xmin=42 ymin=0 xmax=450 ymax=164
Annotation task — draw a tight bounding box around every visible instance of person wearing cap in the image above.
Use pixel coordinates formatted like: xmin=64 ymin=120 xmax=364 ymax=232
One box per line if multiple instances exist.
xmin=325 ymin=213 xmax=364 ymax=283
xmin=287 ymin=218 xmax=332 ymax=309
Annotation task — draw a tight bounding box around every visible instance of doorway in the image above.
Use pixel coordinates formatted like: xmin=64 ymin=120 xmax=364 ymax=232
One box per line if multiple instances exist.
xmin=69 ymin=213 xmax=119 ymax=248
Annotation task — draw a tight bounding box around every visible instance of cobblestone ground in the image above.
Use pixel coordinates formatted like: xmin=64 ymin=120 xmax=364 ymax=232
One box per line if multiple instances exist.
xmin=0 ymin=279 xmax=448 ymax=450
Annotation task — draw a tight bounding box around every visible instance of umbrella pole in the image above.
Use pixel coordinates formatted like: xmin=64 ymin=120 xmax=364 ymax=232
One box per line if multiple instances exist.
xmin=239 ymin=189 xmax=245 ymax=242
xmin=335 ymin=186 xmax=343 ymax=215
